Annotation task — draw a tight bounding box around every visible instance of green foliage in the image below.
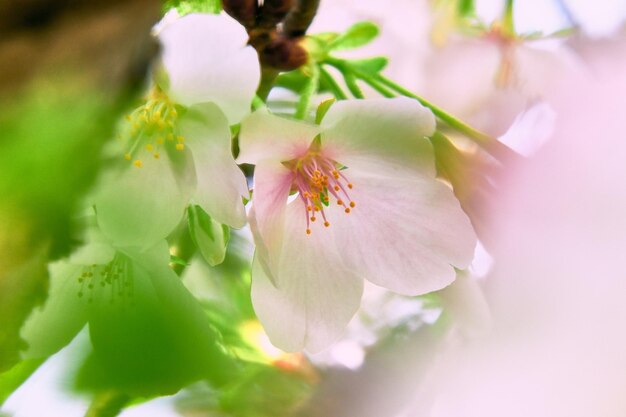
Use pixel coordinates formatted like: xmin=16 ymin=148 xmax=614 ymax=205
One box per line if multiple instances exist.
xmin=0 ymin=86 xmax=115 ymax=260
xmin=183 ymin=233 xmax=256 ymax=336
xmin=349 ymin=57 xmax=389 ymax=75
xmin=329 ymin=21 xmax=380 ymax=51
xmin=163 ymin=0 xmax=222 ymax=15
xmin=274 ymin=69 xmax=311 ymax=94
xmin=0 ymin=85 xmax=118 ymax=372
xmin=176 ymin=363 xmax=314 ymax=417
xmin=308 ymin=21 xmax=381 ymax=63
xmin=315 ymin=99 xmax=336 ymax=124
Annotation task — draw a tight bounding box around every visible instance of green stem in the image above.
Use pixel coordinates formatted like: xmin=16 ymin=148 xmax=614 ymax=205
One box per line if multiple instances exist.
xmin=503 ymin=0 xmax=515 ymax=37
xmin=252 ymin=95 xmax=266 ymax=110
xmin=357 ymin=74 xmax=394 ymax=98
xmin=256 ymin=68 xmax=280 ymax=102
xmin=295 ymin=65 xmax=320 ymax=119
xmin=325 ymin=57 xmax=518 ymax=161
xmin=342 ymin=70 xmax=364 ymax=99
xmin=319 ymin=66 xmax=347 ymax=100
xmin=372 ymin=74 xmax=493 ymax=148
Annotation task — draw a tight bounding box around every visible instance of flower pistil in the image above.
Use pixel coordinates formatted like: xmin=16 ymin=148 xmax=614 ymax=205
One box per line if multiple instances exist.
xmin=121 ymin=88 xmax=186 ymax=167
xmin=285 ymin=138 xmax=356 ymax=235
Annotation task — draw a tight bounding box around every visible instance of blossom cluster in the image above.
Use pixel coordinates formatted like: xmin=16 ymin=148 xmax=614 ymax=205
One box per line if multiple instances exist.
xmin=23 ymin=10 xmax=475 ymax=373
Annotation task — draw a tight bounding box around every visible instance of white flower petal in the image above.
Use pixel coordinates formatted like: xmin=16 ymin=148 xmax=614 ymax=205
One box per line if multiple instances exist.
xmin=251 ymin=201 xmax=363 ymax=353
xmin=248 ymin=160 xmax=294 ymax=285
xmin=69 ymin=221 xmax=116 ymax=265
xmin=158 ymin=12 xmax=260 ymax=124
xmin=331 ymin=165 xmax=476 ymax=295
xmin=87 ymin=241 xmax=235 ymax=394
xmin=238 ymin=109 xmax=321 ymax=164
xmin=95 ymin=155 xmax=189 ymax=249
xmin=181 ymin=103 xmax=248 ymax=228
xmin=21 ymin=262 xmax=88 ymax=358
xmin=320 ymin=97 xmax=436 ymax=173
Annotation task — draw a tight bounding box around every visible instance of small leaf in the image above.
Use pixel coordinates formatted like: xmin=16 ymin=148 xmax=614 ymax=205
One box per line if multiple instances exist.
xmin=348 ymin=56 xmax=389 ymax=75
xmin=188 ymin=205 xmax=230 ymax=267
xmin=330 ymin=21 xmax=380 ymax=51
xmin=274 ymin=69 xmax=310 ymax=94
xmin=315 ymin=99 xmax=336 ymax=124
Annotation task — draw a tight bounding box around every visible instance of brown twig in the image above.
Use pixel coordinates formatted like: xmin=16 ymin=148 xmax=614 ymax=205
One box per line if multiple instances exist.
xmin=283 ymin=0 xmax=321 ymax=37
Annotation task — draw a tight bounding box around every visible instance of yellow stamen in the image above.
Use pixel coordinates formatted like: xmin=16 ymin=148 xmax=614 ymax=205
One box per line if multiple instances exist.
xmin=133 ymin=160 xmax=143 ymax=168
xmin=176 ymin=143 xmax=185 ymax=151
xmin=124 ymin=153 xmax=131 ymax=161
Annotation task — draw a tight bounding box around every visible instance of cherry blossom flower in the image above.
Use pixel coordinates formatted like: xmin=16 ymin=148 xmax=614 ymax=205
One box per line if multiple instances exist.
xmin=95 ymin=12 xmax=259 ymax=248
xmin=238 ymin=97 xmax=476 ymax=352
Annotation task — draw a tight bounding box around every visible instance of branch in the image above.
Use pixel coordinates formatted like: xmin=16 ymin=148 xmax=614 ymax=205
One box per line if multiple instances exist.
xmin=282 ymin=0 xmax=321 ymax=38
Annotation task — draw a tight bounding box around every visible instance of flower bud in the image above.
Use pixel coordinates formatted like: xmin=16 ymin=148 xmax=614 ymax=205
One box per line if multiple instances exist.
xmin=261 ymin=36 xmax=308 ymax=70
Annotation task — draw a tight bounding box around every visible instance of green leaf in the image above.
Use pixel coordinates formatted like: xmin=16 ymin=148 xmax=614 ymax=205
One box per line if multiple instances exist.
xmin=348 ymin=56 xmax=389 ymax=75
xmin=0 ymin=83 xmax=119 ymax=371
xmin=274 ymin=69 xmax=311 ymax=94
xmin=329 ymin=21 xmax=380 ymax=51
xmin=0 ymin=358 xmax=45 ymax=406
xmin=315 ymin=99 xmax=336 ymax=124
xmin=188 ymin=205 xmax=230 ymax=267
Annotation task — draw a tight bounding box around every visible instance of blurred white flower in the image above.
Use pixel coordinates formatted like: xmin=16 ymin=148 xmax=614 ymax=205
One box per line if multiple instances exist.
xmin=95 ymin=13 xmax=259 ymax=248
xmin=408 ymin=55 xmax=626 ymax=417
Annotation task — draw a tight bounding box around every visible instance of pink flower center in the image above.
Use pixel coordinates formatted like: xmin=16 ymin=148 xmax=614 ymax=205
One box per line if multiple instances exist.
xmin=286 ymin=141 xmax=356 ymax=235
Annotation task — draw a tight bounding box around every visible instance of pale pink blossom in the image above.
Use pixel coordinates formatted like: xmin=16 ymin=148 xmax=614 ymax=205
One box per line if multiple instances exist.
xmin=238 ymin=97 xmax=476 ymax=352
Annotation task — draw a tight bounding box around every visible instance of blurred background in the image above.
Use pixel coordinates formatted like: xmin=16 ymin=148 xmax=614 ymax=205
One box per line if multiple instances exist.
xmin=1 ymin=0 xmax=626 ymax=416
